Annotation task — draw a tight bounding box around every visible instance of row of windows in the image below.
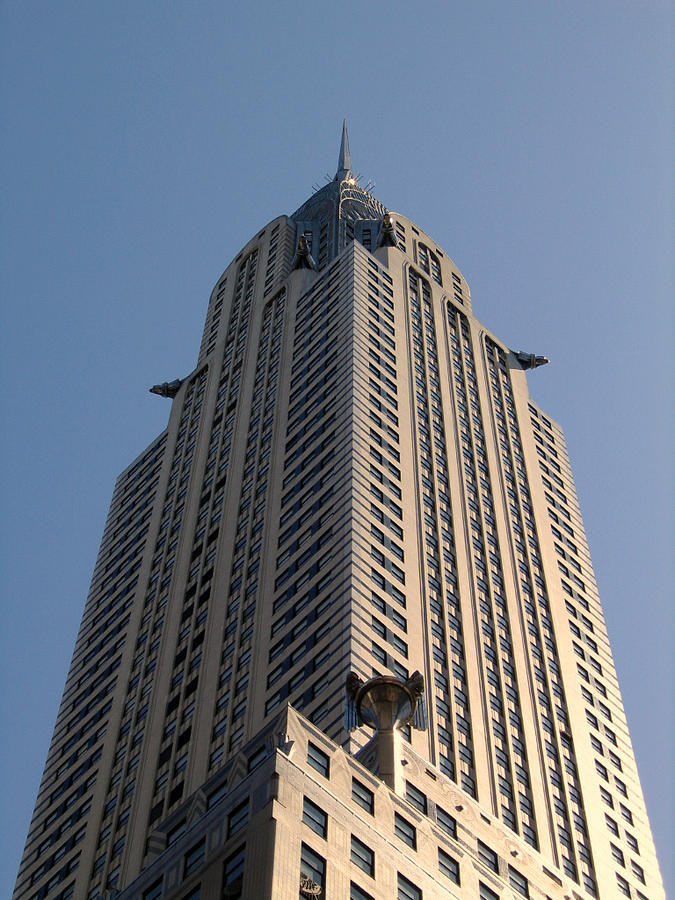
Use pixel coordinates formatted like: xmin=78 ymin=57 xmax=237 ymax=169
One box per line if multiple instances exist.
xmin=26 ymin=431 xmax=170 ymax=893
xmin=548 ymin=422 xmax=630 ymax=876
xmin=305 ymin=742 xmax=527 ymax=897
xmin=300 ymin=820 xmax=459 ymax=898
xmin=533 ymin=412 xmax=640 ymax=889
xmin=262 ymin=222 xmax=282 ymax=297
xmin=495 ymin=349 xmax=606 ymax=891
xmin=301 ymin=796 xmax=528 ymax=900
xmin=489 ymin=338 xmax=599 ymax=885
xmin=207 ymin=290 xmax=285 ymax=765
xmin=142 ymin=845 xmax=245 ymax=900
xmin=149 ymin=266 xmax=258 ymax=839
xmin=453 ymin=321 xmax=534 ymax=824
xmin=264 ymin=266 xmax=356 ymax=734
xmin=408 ymin=274 xmax=476 ymax=788
xmin=355 ymin=277 xmax=412 ymax=687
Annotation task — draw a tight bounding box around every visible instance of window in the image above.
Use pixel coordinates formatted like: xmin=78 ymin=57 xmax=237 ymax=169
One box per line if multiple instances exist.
xmin=303 ymin=797 xmax=328 ymax=838
xmin=631 ymin=861 xmax=645 ymax=883
xmin=397 ymin=872 xmax=422 ymax=900
xmin=616 ymin=873 xmax=631 ymax=896
xmin=207 ymin=781 xmax=228 ymax=809
xmin=605 ymin=814 xmax=619 ymax=836
xmin=508 ymin=865 xmax=529 ymax=897
xmin=184 ymin=839 xmax=205 ymax=877
xmin=307 ymin=742 xmax=330 ymax=777
xmin=480 ymin=883 xmax=500 ymax=900
xmin=625 ymin=832 xmax=639 ymax=853
xmin=143 ymin=880 xmax=163 ymax=900
xmin=300 ymin=843 xmax=325 ymax=896
xmin=608 ymin=749 xmax=622 ymax=771
xmin=477 ymin=840 xmax=498 ymax=872
xmin=350 ymin=883 xmax=375 ymax=900
xmin=436 ymin=805 xmax=457 ymax=838
xmin=181 ymin=889 xmax=200 ymax=900
xmin=590 ymin=734 xmax=603 ymax=754
xmin=438 ymin=847 xmax=460 ymax=883
xmin=394 ymin=812 xmax=416 ymax=849
xmin=167 ymin=820 xmax=187 ymax=846
xmin=350 ymin=835 xmax=375 ymax=876
xmin=228 ymin=798 xmax=249 ymax=836
xmin=615 ymin=777 xmax=628 ymax=797
xmin=405 ymin=782 xmax=427 ymax=814
xmin=352 ymin=778 xmax=374 ymax=814
xmin=223 ymin=845 xmax=245 ymax=898
xmin=619 ymin=803 xmax=634 ymax=825
xmin=610 ymin=843 xmax=625 ymax=866
xmin=247 ymin=745 xmax=268 ymax=772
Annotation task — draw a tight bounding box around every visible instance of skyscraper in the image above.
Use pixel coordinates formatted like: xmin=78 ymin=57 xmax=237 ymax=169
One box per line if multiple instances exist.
xmin=14 ymin=125 xmax=664 ymax=900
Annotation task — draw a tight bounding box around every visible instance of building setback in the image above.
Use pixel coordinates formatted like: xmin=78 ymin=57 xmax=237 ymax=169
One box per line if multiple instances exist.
xmin=14 ymin=125 xmax=664 ymax=900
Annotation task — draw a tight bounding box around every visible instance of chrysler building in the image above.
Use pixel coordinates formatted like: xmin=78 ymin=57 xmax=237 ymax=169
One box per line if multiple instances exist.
xmin=14 ymin=125 xmax=664 ymax=900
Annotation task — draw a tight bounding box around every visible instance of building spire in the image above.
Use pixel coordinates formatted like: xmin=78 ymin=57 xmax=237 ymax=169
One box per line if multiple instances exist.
xmin=335 ymin=119 xmax=352 ymax=180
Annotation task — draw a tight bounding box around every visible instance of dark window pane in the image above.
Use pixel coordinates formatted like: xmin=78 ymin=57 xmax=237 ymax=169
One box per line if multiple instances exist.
xmin=405 ymin=782 xmax=427 ymax=814
xmin=143 ymin=880 xmax=163 ymax=900
xmin=394 ymin=813 xmax=416 ymax=849
xmin=351 ymin=835 xmax=374 ymax=876
xmin=351 ymin=882 xmax=375 ymax=900
xmin=477 ymin=840 xmax=498 ymax=872
xmin=184 ymin=839 xmax=205 ymax=877
xmin=436 ymin=805 xmax=457 ymax=838
xmin=303 ymin=797 xmax=328 ymax=838
xmin=228 ymin=798 xmax=249 ymax=837
xmin=508 ymin=865 xmax=529 ymax=898
xmin=352 ymin=779 xmax=374 ymax=814
xmin=397 ymin=872 xmax=422 ymax=900
xmin=223 ymin=844 xmax=245 ymax=899
xmin=307 ymin=742 xmax=330 ymax=777
xmin=439 ymin=847 xmax=460 ymax=884
xmin=480 ymin=882 xmax=500 ymax=900
xmin=300 ymin=842 xmax=325 ymax=896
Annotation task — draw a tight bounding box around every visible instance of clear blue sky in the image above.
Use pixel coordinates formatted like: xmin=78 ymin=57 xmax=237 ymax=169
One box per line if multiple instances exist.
xmin=1 ymin=1 xmax=672 ymax=896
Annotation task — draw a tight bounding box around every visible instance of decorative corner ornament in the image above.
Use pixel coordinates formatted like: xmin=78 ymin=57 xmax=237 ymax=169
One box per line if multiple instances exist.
xmin=513 ymin=350 xmax=549 ymax=370
xmin=274 ymin=731 xmax=294 ymax=756
xmin=344 ymin=671 xmax=427 ymax=732
xmin=292 ymin=235 xmax=316 ymax=270
xmin=378 ymin=213 xmax=398 ymax=247
xmin=149 ymin=379 xmax=183 ymax=398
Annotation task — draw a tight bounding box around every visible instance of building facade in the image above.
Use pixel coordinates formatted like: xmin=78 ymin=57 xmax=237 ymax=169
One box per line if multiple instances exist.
xmin=15 ymin=126 xmax=664 ymax=900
